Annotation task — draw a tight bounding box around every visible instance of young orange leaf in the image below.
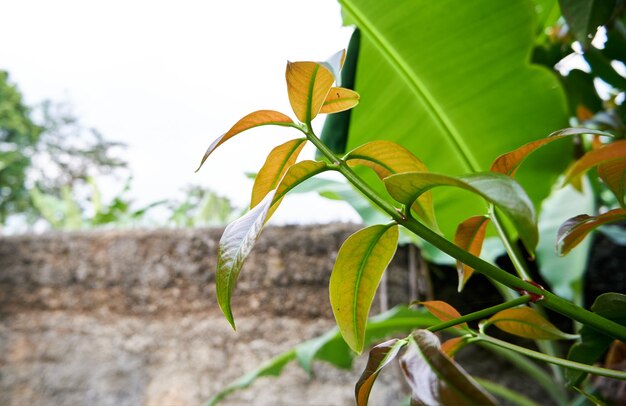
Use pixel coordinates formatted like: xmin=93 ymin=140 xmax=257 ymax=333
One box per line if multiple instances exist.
xmin=564 ymin=140 xmax=626 ymax=184
xmin=216 ymin=191 xmax=275 ymax=330
xmin=195 ymin=110 xmax=295 ymax=172
xmin=598 ymin=158 xmax=626 ymax=208
xmin=486 ymin=307 xmax=579 ymax=340
xmin=384 ymin=172 xmax=538 ymax=254
xmin=330 ymin=224 xmax=399 ymax=353
xmin=251 ymin=138 xmax=307 ymax=208
xmin=557 ymin=208 xmax=626 ymax=256
xmin=490 ymin=128 xmax=614 ymax=176
xmin=355 ymin=338 xmax=407 ymax=406
xmin=441 ymin=337 xmax=467 ymax=358
xmin=345 ymin=141 xmax=437 ymax=230
xmin=454 ymin=216 xmax=490 ymax=292
xmin=286 ymin=61 xmax=334 ymax=123
xmin=320 ymin=87 xmax=360 ymax=114
xmin=266 ymin=160 xmax=329 ymax=221
xmin=400 ymin=331 xmax=497 ymax=406
xmin=417 ymin=300 xmax=467 ymax=328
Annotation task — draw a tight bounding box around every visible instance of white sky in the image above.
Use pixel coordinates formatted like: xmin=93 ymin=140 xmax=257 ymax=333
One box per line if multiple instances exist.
xmin=0 ymin=0 xmax=360 ymax=224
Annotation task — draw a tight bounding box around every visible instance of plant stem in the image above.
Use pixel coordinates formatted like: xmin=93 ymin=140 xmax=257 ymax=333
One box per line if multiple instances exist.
xmin=474 ymin=378 xmax=541 ymax=406
xmin=488 ymin=205 xmax=531 ymax=280
xmin=304 ymin=128 xmax=626 ymax=342
xmin=474 ymin=334 xmax=626 ymax=380
xmin=428 ymin=295 xmax=531 ymax=332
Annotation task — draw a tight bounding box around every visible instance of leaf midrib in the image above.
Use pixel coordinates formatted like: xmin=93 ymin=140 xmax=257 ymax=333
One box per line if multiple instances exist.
xmin=340 ymin=0 xmax=480 ymax=173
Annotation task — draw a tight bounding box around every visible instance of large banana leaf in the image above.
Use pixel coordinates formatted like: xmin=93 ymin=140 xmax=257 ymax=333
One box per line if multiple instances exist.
xmin=333 ymin=0 xmax=569 ymax=238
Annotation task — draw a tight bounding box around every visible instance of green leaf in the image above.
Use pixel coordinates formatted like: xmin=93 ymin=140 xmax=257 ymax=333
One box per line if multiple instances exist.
xmin=485 ymin=307 xmax=579 ymax=340
xmin=345 ymin=140 xmax=438 ymax=230
xmin=195 ymin=110 xmax=295 ymax=172
xmin=384 ymin=171 xmax=538 ymax=253
xmin=355 ymin=338 xmax=407 ymax=406
xmin=330 ymin=224 xmax=399 ymax=353
xmin=207 ymin=306 xmax=439 ymax=405
xmin=400 ymin=330 xmax=498 ymax=406
xmin=454 ymin=215 xmax=490 ymax=291
xmin=558 ymin=0 xmax=619 ymax=46
xmin=250 ymin=138 xmax=306 ymax=208
xmin=216 ymin=191 xmax=275 ymax=330
xmin=337 ymin=0 xmax=569 ymax=238
xmin=556 ymin=208 xmax=626 ymax=256
xmin=567 ymin=293 xmax=626 ymax=385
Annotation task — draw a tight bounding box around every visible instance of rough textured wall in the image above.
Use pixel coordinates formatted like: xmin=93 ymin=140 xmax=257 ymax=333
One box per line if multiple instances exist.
xmin=0 ymin=225 xmax=550 ymax=405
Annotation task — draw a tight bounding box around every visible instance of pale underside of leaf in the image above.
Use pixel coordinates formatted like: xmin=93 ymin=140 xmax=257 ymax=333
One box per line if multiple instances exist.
xmin=417 ymin=300 xmax=467 ymax=328
xmin=216 ymin=191 xmax=276 ymax=330
xmin=250 ymin=138 xmax=307 ymax=208
xmin=330 ymin=224 xmax=399 ymax=353
xmin=564 ymin=140 xmax=626 ymax=184
xmin=266 ymin=160 xmax=329 ymax=221
xmin=384 ymin=171 xmax=538 ymax=253
xmin=355 ymin=338 xmax=407 ymax=406
xmin=320 ymin=87 xmax=360 ymax=114
xmin=598 ymin=158 xmax=626 ymax=208
xmin=454 ymin=216 xmax=490 ymax=291
xmin=556 ymin=208 xmax=626 ymax=256
xmin=286 ymin=62 xmax=335 ymax=123
xmin=487 ymin=307 xmax=578 ymax=340
xmin=344 ymin=140 xmax=438 ymax=230
xmin=400 ymin=330 xmax=498 ymax=406
xmin=196 ymin=110 xmax=294 ymax=172
xmin=321 ymin=49 xmax=346 ymax=84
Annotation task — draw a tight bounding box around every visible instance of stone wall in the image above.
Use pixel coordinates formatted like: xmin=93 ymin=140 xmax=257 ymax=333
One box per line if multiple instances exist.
xmin=0 ymin=225 xmax=550 ymax=405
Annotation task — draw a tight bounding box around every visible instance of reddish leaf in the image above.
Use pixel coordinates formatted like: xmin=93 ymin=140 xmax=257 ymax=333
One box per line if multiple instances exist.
xmin=196 ymin=110 xmax=295 ymax=172
xmin=486 ymin=307 xmax=579 ymax=340
xmin=355 ymin=338 xmax=407 ymax=406
xmin=400 ymin=330 xmax=497 ymax=406
xmin=598 ymin=158 xmax=626 ymax=208
xmin=417 ymin=300 xmax=467 ymax=328
xmin=454 ymin=216 xmax=490 ymax=291
xmin=564 ymin=140 xmax=626 ymax=184
xmin=490 ymin=128 xmax=613 ymax=176
xmin=441 ymin=337 xmax=467 ymax=358
xmin=557 ymin=208 xmax=626 ymax=256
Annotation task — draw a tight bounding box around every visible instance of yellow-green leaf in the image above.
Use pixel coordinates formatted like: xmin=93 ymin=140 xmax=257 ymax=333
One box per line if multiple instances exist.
xmin=557 ymin=208 xmax=626 ymax=256
xmin=454 ymin=216 xmax=490 ymax=292
xmin=598 ymin=158 xmax=626 ymax=208
xmin=286 ymin=61 xmax=335 ymax=123
xmin=401 ymin=331 xmax=498 ymax=406
xmin=251 ymin=138 xmax=306 ymax=208
xmin=486 ymin=307 xmax=578 ymax=340
xmin=196 ymin=110 xmax=295 ymax=172
xmin=266 ymin=160 xmax=329 ymax=221
xmin=330 ymin=224 xmax=399 ymax=353
xmin=355 ymin=338 xmax=407 ymax=406
xmin=345 ymin=141 xmax=438 ymax=231
xmin=320 ymin=87 xmax=360 ymax=114
xmin=384 ymin=171 xmax=538 ymax=254
xmin=216 ymin=191 xmax=275 ymax=330
xmin=564 ymin=140 xmax=626 ymax=185
xmin=417 ymin=300 xmax=467 ymax=328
